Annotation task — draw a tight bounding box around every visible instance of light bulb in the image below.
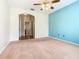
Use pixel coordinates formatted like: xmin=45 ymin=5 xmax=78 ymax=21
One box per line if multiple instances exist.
xmin=45 ymin=3 xmax=50 ymax=10
xmin=41 ymin=2 xmax=51 ymax=10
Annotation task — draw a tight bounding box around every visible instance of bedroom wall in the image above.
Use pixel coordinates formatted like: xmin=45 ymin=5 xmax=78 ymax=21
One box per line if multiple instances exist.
xmin=10 ymin=7 xmax=48 ymax=41
xmin=49 ymin=1 xmax=79 ymax=44
xmin=0 ymin=0 xmax=10 ymax=53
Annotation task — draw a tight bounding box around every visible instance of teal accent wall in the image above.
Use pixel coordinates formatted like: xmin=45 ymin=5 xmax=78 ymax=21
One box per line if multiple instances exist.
xmin=49 ymin=1 xmax=79 ymax=44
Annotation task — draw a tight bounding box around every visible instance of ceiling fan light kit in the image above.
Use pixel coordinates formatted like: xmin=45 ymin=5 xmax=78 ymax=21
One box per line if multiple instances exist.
xmin=41 ymin=3 xmax=51 ymax=10
xmin=32 ymin=0 xmax=60 ymax=11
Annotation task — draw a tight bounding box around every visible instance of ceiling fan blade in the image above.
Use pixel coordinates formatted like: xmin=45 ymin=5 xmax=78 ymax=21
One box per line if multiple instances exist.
xmin=33 ymin=3 xmax=41 ymax=5
xmin=50 ymin=6 xmax=54 ymax=9
xmin=30 ymin=8 xmax=35 ymax=11
xmin=40 ymin=8 xmax=43 ymax=11
xmin=52 ymin=0 xmax=60 ymax=3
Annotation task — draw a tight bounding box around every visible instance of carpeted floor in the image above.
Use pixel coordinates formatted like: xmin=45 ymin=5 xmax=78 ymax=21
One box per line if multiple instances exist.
xmin=0 ymin=37 xmax=79 ymax=59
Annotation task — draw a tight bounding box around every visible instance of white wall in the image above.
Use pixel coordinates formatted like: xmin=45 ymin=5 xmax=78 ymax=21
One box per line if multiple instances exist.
xmin=0 ymin=0 xmax=10 ymax=53
xmin=10 ymin=7 xmax=48 ymax=41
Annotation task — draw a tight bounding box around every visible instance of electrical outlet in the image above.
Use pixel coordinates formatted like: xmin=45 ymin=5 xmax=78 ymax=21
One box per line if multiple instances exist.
xmin=63 ymin=35 xmax=65 ymax=37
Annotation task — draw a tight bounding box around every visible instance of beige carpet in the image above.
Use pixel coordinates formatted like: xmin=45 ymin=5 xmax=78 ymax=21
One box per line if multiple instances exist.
xmin=0 ymin=37 xmax=79 ymax=59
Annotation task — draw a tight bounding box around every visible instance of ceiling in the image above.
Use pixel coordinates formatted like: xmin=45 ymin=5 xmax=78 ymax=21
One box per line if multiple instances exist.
xmin=8 ymin=0 xmax=77 ymax=13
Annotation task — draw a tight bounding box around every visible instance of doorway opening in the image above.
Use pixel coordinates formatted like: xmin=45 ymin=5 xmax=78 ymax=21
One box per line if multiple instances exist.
xmin=19 ymin=14 xmax=35 ymax=40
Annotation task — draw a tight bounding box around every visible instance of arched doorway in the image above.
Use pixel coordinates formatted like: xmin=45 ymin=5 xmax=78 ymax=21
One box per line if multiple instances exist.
xmin=19 ymin=14 xmax=35 ymax=40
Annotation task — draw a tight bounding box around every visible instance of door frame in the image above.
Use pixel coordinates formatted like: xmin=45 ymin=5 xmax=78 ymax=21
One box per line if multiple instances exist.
xmin=19 ymin=14 xmax=35 ymax=40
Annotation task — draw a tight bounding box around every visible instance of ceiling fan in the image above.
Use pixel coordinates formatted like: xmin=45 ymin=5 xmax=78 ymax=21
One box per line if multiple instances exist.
xmin=32 ymin=0 xmax=60 ymax=11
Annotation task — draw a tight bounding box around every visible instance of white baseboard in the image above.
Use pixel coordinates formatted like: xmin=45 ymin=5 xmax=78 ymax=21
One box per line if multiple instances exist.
xmin=0 ymin=41 xmax=10 ymax=54
xmin=49 ymin=36 xmax=79 ymax=46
